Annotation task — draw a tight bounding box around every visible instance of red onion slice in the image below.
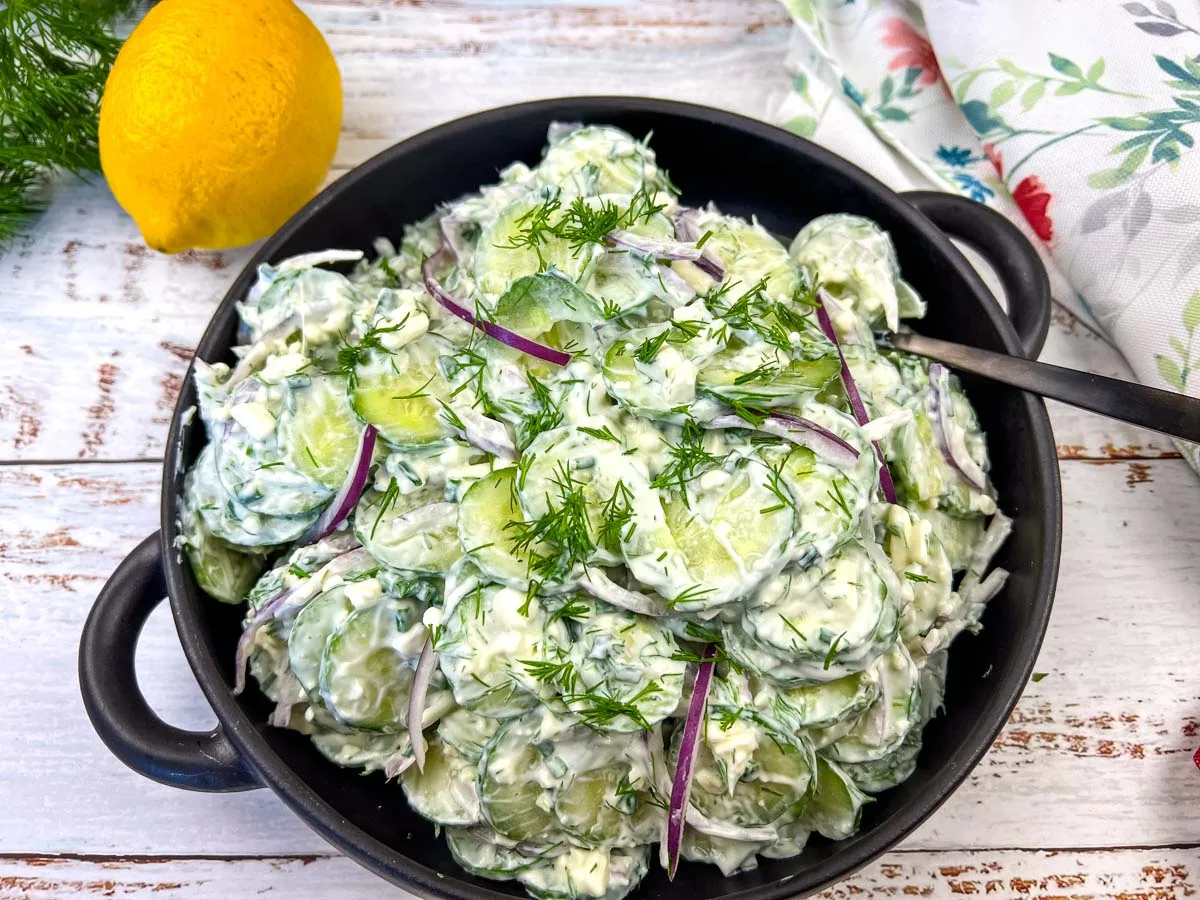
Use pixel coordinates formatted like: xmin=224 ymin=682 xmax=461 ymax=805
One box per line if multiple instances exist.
xmin=422 ymin=252 xmax=569 ymax=367
xmin=234 ymin=546 xmax=371 ymax=694
xmin=670 ymin=209 xmax=725 ymax=281
xmin=667 ymin=643 xmax=718 ymax=880
xmin=684 ymin=806 xmax=776 ymax=843
xmin=928 ymin=364 xmax=987 ymax=493
xmin=444 ymin=405 xmax=517 ymax=460
xmin=580 ymin=570 xmax=668 ymax=617
xmin=384 ymin=753 xmax=415 ymax=780
xmin=708 ymin=411 xmax=860 ymax=469
xmin=607 ymin=230 xmax=705 ymax=262
xmin=300 ymin=424 xmax=378 ymax=545
xmin=408 ymin=637 xmax=437 ymax=771
xmin=816 ymin=295 xmax=898 ymax=504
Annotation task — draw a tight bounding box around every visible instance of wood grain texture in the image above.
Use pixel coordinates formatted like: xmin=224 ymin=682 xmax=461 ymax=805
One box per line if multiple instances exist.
xmin=2 ymin=459 xmax=1198 ymax=855
xmin=0 ymin=847 xmax=1195 ymax=899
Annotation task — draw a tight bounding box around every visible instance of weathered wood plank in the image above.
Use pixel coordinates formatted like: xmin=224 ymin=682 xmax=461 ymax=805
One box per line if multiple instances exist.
xmin=1 ymin=458 xmax=1198 ymax=855
xmin=0 ymin=846 xmax=1195 ymax=899
xmin=0 ymin=0 xmax=1181 ymax=464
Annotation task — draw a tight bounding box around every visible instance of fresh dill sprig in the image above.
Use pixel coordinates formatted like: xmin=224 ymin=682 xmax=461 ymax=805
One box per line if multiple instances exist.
xmin=505 ymin=462 xmax=595 ymax=583
xmin=549 ymin=598 xmax=590 ymax=624
xmin=555 ymin=196 xmax=622 ymax=252
xmin=437 ymin=400 xmax=466 ymax=432
xmin=498 ymin=193 xmax=562 ymax=268
xmin=371 ymin=478 xmax=400 ymax=539
xmin=0 ymin=0 xmax=142 ymax=246
xmin=650 ymin=419 xmax=718 ymax=495
xmin=733 ymin=361 xmax=780 ymax=386
xmin=707 ymin=278 xmax=768 ymax=332
xmin=598 ymin=479 xmax=635 ymax=553
xmin=577 ymin=425 xmax=619 ymax=442
xmin=761 ymin=461 xmax=796 ymax=516
xmin=905 ymin=571 xmax=936 ymax=584
xmin=517 ymin=374 xmax=563 ymax=449
xmin=823 ymin=631 xmax=847 ymax=671
xmin=520 ymin=657 xmax=578 ymax=693
xmin=665 ymin=583 xmax=714 ymax=608
xmin=332 ymin=317 xmax=410 ymax=389
xmin=564 ymin=681 xmax=662 ymax=731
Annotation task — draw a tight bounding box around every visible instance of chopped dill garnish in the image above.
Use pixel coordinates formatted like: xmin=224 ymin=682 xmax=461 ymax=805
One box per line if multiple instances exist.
xmin=549 ymin=599 xmax=590 ymax=624
xmin=564 ymin=681 xmax=662 ymax=731
xmin=437 ymin=401 xmax=466 ymax=432
xmin=733 ymin=361 xmax=780 ymax=386
xmin=823 ymin=631 xmax=847 ymax=670
xmin=578 ymin=425 xmax=619 ymax=442
xmin=650 ymin=419 xmax=718 ymax=495
xmin=371 ymin=477 xmax=400 ymax=539
xmin=520 ymin=657 xmax=578 ymax=692
xmin=517 ymin=374 xmax=563 ymax=449
xmin=505 ymin=462 xmax=595 ymax=583
xmin=666 ymin=583 xmax=714 ymax=608
xmin=905 ymin=571 xmax=936 ymax=584
xmin=332 ymin=316 xmax=410 ymax=389
xmin=392 ymin=373 xmax=435 ymax=401
xmin=598 ymin=479 xmax=635 ymax=553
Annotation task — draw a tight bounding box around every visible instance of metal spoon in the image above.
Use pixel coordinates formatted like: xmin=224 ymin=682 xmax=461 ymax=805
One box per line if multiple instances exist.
xmin=890 ymin=331 xmax=1200 ymax=444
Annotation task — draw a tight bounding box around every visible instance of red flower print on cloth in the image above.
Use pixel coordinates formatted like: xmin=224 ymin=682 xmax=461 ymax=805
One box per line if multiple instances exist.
xmin=1012 ymin=175 xmax=1054 ymax=243
xmin=880 ymin=18 xmax=941 ymax=86
xmin=983 ymin=142 xmax=1003 ymax=178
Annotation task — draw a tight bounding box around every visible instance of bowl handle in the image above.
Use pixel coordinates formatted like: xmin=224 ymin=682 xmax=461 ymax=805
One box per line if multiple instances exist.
xmin=79 ymin=533 xmax=260 ymax=792
xmin=901 ymin=190 xmax=1051 ymax=359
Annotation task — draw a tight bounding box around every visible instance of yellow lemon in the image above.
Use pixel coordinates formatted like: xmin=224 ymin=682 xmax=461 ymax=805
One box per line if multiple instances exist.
xmin=99 ymin=0 xmax=342 ymax=253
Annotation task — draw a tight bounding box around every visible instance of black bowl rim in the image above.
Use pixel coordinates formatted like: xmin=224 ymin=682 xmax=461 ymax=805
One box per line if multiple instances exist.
xmin=161 ymin=96 xmax=1062 ymax=900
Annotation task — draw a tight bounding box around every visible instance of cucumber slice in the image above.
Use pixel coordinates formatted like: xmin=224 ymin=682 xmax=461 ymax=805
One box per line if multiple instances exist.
xmin=457 ymin=468 xmax=532 ymax=586
xmin=555 ymin=602 xmax=686 ymax=732
xmin=445 ymin=827 xmax=538 ymax=880
xmin=310 ymin=730 xmax=407 ymax=775
xmin=401 ymin=736 xmax=482 ymax=826
xmin=493 ymin=272 xmax=602 ymax=337
xmin=435 ymin=584 xmax=568 ymax=718
xmin=692 ymin=213 xmax=799 ymax=303
xmin=278 ymin=374 xmax=363 ymax=490
xmin=478 ymin=717 xmax=564 ymax=843
xmin=178 ymin=469 xmax=264 ymax=603
xmin=474 ymin=195 xmax=595 ymax=299
xmin=350 ymin=334 xmax=456 ymax=448
xmin=658 ymin=454 xmax=796 ymax=611
xmin=733 ymin=543 xmax=899 ymax=684
xmin=697 ymin=346 xmax=838 ymax=407
xmin=753 ymin=667 xmax=880 ymax=737
xmin=553 ymin=765 xmax=634 ymax=846
xmin=516 ymin=846 xmax=650 ymax=900
xmin=518 ymin=427 xmax=655 ymax=570
xmin=288 ymin=586 xmax=355 ymax=695
xmin=539 ymin=125 xmax=664 ymax=196
xmin=884 ymin=505 xmax=958 ymax=658
xmin=681 ymin=716 xmax=816 ymax=829
xmin=602 ymin=330 xmax=700 ymax=419
xmin=839 ymin=728 xmax=922 ymax=794
xmin=192 ymin=443 xmax=314 ymax=547
xmin=825 ymin=643 xmax=920 ymax=765
xmin=318 ymin=597 xmax=426 ymax=731
xmin=761 ymin=443 xmax=870 ymax=565
xmin=680 ymin=830 xmax=767 ymax=876
xmin=797 ymin=757 xmax=869 ymax=841
xmin=354 ymin=485 xmax=461 ymax=575
xmin=437 ymin=707 xmax=502 ymax=764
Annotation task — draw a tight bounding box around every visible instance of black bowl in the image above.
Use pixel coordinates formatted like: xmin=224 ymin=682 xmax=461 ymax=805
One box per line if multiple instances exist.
xmin=80 ymin=98 xmax=1061 ymax=899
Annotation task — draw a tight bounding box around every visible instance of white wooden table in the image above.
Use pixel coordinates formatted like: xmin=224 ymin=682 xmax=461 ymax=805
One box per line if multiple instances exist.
xmin=2 ymin=1 xmax=1199 ymax=896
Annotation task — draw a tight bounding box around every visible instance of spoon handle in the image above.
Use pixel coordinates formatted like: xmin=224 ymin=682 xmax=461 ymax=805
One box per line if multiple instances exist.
xmin=891 ymin=332 xmax=1200 ymax=444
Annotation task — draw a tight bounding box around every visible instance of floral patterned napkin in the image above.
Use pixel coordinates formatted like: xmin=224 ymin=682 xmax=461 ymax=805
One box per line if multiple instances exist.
xmin=775 ymin=0 xmax=1200 ymax=471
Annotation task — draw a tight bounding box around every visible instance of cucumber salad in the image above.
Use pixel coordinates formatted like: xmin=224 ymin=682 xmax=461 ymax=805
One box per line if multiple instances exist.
xmin=179 ymin=124 xmax=1012 ymax=899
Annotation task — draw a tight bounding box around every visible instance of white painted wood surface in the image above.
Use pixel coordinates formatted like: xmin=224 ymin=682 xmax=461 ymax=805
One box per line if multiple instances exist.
xmin=1 ymin=0 xmax=1197 ymax=895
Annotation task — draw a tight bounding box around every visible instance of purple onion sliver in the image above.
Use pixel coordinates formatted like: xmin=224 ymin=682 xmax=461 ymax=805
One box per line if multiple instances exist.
xmin=233 ymin=586 xmax=293 ymax=695
xmin=708 ymin=413 xmax=858 ymax=469
xmin=666 ymin=643 xmax=719 ymax=880
xmin=384 ymin=754 xmax=415 ymax=780
xmin=302 ymin=424 xmax=378 ymax=545
xmin=606 ymin=230 xmax=703 ymax=261
xmin=767 ymin=411 xmax=861 ymax=459
xmin=581 ymin=571 xmax=668 ymax=617
xmin=928 ymin=364 xmax=986 ymax=492
xmin=692 ymin=255 xmax=725 ymax=281
xmin=422 ymin=254 xmax=570 ymax=367
xmin=408 ymin=637 xmax=437 ymax=772
xmin=816 ymin=295 xmax=899 ymax=504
